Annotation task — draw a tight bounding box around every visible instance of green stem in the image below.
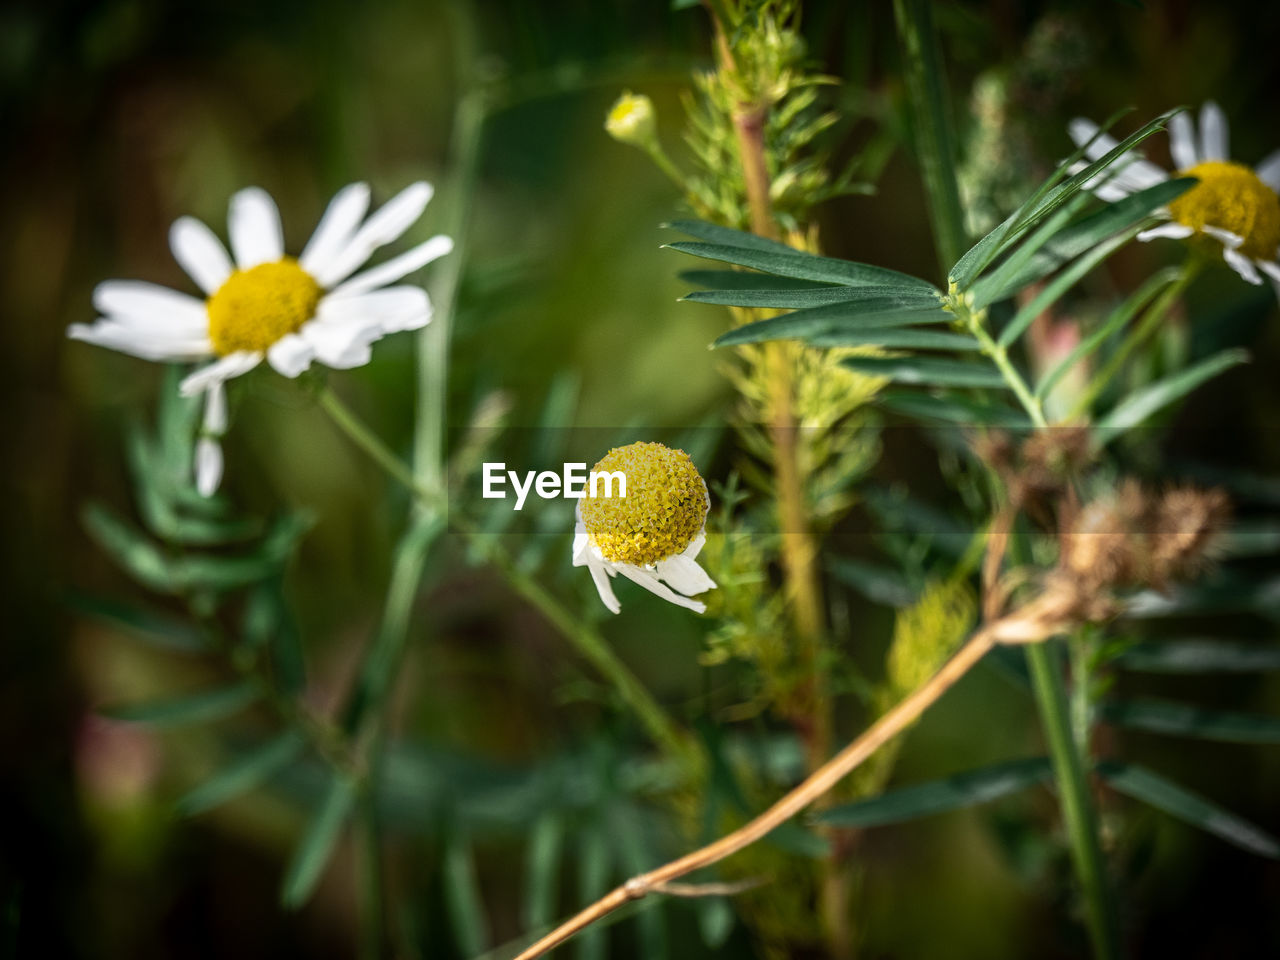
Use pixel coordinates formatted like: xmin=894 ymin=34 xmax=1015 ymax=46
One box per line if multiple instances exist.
xmin=356 ymin=784 xmax=385 ymax=960
xmin=1069 ymin=258 xmax=1200 ymax=419
xmin=956 ymin=301 xmax=1048 ymax=428
xmin=1025 ymin=642 xmax=1119 ymax=960
xmin=893 ymin=0 xmax=966 ymax=278
xmin=317 ymin=388 xmax=436 ymax=506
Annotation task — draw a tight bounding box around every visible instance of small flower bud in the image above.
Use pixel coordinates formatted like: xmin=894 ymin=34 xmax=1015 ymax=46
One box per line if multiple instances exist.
xmin=605 ymin=92 xmax=657 ymax=149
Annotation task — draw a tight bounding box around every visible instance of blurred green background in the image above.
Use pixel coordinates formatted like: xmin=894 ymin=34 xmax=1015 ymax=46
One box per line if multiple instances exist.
xmin=4 ymin=0 xmax=1280 ymax=957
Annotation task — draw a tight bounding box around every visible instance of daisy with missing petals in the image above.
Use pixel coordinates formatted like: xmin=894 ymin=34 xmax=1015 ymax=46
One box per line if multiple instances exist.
xmin=69 ymin=183 xmax=453 ymax=495
xmin=1068 ymin=102 xmax=1280 ymax=293
xmin=574 ymin=441 xmax=717 ymax=614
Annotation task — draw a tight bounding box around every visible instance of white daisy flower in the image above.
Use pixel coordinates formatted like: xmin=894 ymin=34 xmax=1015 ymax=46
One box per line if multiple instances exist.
xmin=1068 ymin=102 xmax=1280 ymax=294
xmin=572 ymin=441 xmax=717 ymax=614
xmin=69 ymin=183 xmax=453 ymax=495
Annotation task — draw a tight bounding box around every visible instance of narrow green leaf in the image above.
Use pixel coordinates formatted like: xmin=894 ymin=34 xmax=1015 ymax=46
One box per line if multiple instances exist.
xmin=664 ymin=218 xmax=801 ymax=254
xmin=878 ymin=391 xmax=1031 ymax=427
xmin=443 ymin=828 xmax=490 ymax=956
xmin=666 ymin=240 xmax=939 ymax=292
xmin=1115 ymin=640 xmax=1280 ymax=674
xmin=66 ymin=592 xmax=207 ymax=652
xmin=105 ymin=682 xmax=258 ymax=728
xmin=696 ymin=897 xmax=735 ymax=950
xmin=1101 ymin=698 xmax=1280 ymax=743
xmin=82 ymin=503 xmax=181 ymax=594
xmin=612 ymin=807 xmax=668 ymax=959
xmin=677 ymin=269 xmax=830 ymax=291
xmin=1098 ymin=761 xmax=1280 ymax=858
xmin=576 ymin=823 xmax=611 ymax=960
xmin=177 ymin=731 xmax=306 ymax=816
xmin=523 ymin=811 xmax=564 ymax=933
xmin=806 ymin=328 xmax=981 ymax=351
xmin=280 ymin=775 xmax=357 ymax=908
xmin=685 ymin=285 xmax=940 ymax=310
xmin=970 ymin=192 xmax=1093 ymax=309
xmin=1035 ymin=267 xmax=1180 ymax=400
xmin=1097 ymin=350 xmax=1248 ymax=436
xmin=826 ymin=557 xmax=919 ymax=608
xmin=996 ymin=223 xmax=1142 ymax=349
xmin=992 ymin=179 xmax=1195 ymax=307
xmin=842 ymin=356 xmax=1008 ymax=388
xmin=713 ymin=302 xmax=949 ymax=347
xmin=816 ymin=757 xmax=1052 ymax=828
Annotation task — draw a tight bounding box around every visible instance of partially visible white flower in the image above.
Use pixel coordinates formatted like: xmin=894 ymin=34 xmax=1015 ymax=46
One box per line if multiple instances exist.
xmin=70 ymin=183 xmax=453 ymax=494
xmin=605 ymin=92 xmax=657 ymax=149
xmin=1068 ymin=102 xmax=1280 ymax=295
xmin=573 ymin=441 xmax=717 ymax=614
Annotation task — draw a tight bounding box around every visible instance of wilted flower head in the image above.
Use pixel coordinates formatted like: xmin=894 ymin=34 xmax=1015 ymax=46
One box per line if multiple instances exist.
xmin=573 ymin=441 xmax=716 ymax=614
xmin=69 ymin=183 xmax=453 ymax=495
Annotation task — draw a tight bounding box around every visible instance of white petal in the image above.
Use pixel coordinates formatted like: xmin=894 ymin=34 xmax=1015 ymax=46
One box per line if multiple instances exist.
xmin=1169 ymin=111 xmax=1198 ymax=170
xmin=299 ymin=320 xmax=377 ymax=369
xmin=1223 ymin=248 xmax=1263 ymax=285
xmin=169 ymin=217 xmax=233 ymax=294
xmin=194 ymin=437 xmax=223 ymax=497
xmin=655 ymin=554 xmax=717 ymax=597
xmin=318 ymin=286 xmax=432 ymax=334
xmin=68 ymin=321 xmax=211 ymax=362
xmin=1068 ymin=118 xmax=1118 ymax=159
xmin=682 ymin=530 xmax=707 ymax=559
xmin=1068 ymin=118 xmax=1166 ymax=187
xmin=179 ymin=351 xmax=261 ymax=396
xmin=1258 ymin=260 xmax=1280 ymax=283
xmin=1137 ymin=223 xmax=1194 ymax=242
xmin=266 ymin=333 xmax=316 ymax=377
xmin=228 ymin=187 xmax=284 ymax=269
xmin=1203 ymin=225 xmax=1245 ymax=248
xmin=1256 ymin=149 xmax=1280 ymax=193
xmin=93 ymin=280 xmax=208 ymax=332
xmin=330 ymin=235 xmax=453 ymax=298
xmin=1111 ymin=157 xmax=1167 ymax=189
xmin=313 ymin=181 xmax=434 ymax=288
xmin=588 ymin=559 xmax=621 ymax=614
xmin=614 ymin=564 xmax=706 ymax=614
xmin=300 ymin=183 xmax=371 ymax=277
xmin=203 ymin=379 xmax=227 ymax=433
xmin=572 ymin=526 xmax=592 ymax=566
xmin=1199 ymin=101 xmax=1228 ymax=161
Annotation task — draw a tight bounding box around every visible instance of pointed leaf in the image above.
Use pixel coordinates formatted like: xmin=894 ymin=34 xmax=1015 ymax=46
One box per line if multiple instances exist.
xmin=815 ymin=757 xmax=1052 ymax=828
xmin=878 ymin=391 xmax=1031 ymax=427
xmin=841 ymin=356 xmax=1008 ymax=388
xmin=677 ymin=269 xmax=830 ymax=291
xmin=1097 ymin=350 xmax=1248 ymax=436
xmin=664 ymin=218 xmax=802 ymax=254
xmin=806 ymin=328 xmax=980 ymax=351
xmin=827 ymin=557 xmax=918 ymax=608
xmin=1115 ymin=640 xmax=1280 ymax=674
xmin=105 ymin=682 xmax=258 ymax=728
xmin=576 ymin=823 xmax=611 ymax=960
xmin=522 ymin=811 xmax=565 ymax=932
xmin=280 ymin=774 xmax=357 ymax=908
xmin=1101 ymin=698 xmax=1280 ymax=743
xmin=714 ymin=301 xmax=949 ymax=347
xmin=666 ymin=240 xmax=939 ymax=292
xmin=1098 ymin=761 xmax=1280 ymax=858
xmin=685 ymin=285 xmax=941 ymax=310
xmin=178 ymin=731 xmax=306 ymax=815
xmin=443 ymin=828 xmax=490 ymax=956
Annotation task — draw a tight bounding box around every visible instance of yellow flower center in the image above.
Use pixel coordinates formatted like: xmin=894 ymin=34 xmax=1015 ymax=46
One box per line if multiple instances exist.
xmin=206 ymin=258 xmax=323 ymax=356
xmin=580 ymin=441 xmax=708 ymax=567
xmin=1168 ymin=161 xmax=1280 ymax=260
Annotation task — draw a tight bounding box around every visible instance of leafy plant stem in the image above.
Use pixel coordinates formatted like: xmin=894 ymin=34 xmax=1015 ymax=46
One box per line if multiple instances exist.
xmin=1068 ymin=257 xmax=1200 ymax=420
xmin=317 ymin=388 xmax=437 ymax=507
xmin=955 ymin=301 xmax=1048 ymax=428
xmin=1025 ymin=641 xmax=1119 ymax=960
xmin=892 ymin=0 xmax=966 ymax=278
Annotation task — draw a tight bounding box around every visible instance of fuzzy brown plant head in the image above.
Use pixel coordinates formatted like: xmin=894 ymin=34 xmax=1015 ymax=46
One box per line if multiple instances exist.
xmin=1021 ymin=426 xmax=1094 ymax=487
xmin=1058 ymin=479 xmax=1147 ymax=592
xmin=1147 ymin=486 xmax=1231 ymax=588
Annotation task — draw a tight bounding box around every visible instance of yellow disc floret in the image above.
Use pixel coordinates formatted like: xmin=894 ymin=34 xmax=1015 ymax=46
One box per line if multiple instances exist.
xmin=207 ymin=258 xmax=323 ymax=355
xmin=580 ymin=441 xmax=708 ymax=567
xmin=1169 ymin=161 xmax=1280 ymax=260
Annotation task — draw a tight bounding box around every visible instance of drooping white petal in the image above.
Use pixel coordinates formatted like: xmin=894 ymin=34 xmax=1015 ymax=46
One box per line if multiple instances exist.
xmin=1068 ymin=118 xmax=1119 ymax=159
xmin=330 ymin=235 xmax=453 ymax=297
xmin=588 ymin=559 xmax=621 ymax=615
xmin=194 ymin=436 xmax=223 ymax=497
xmin=1137 ymin=222 xmax=1195 ymax=242
xmin=1256 ymin=149 xmax=1280 ymax=193
xmin=228 ymin=187 xmax=285 ymax=269
xmin=265 ymin=333 xmax=316 ymax=377
xmin=169 ymin=216 xmax=234 ymax=294
xmin=93 ymin=280 xmax=208 ymax=333
xmin=1199 ymin=101 xmax=1229 ymax=162
xmin=179 ymin=351 xmax=261 ymax=396
xmin=655 ymin=553 xmax=717 ymax=597
xmin=68 ymin=321 xmax=212 ymax=362
xmin=1223 ymin=248 xmax=1262 ymax=285
xmin=313 ymin=181 xmax=434 ymax=288
xmin=300 ymin=182 xmax=371 ymax=277
xmin=1067 ymin=118 xmax=1166 ymax=189
xmin=1169 ymin=111 xmax=1199 ymax=170
xmin=572 ymin=526 xmax=592 ymax=566
xmin=614 ymin=564 xmax=706 ymax=614
xmin=204 ymin=379 xmax=228 ymax=432
xmin=1258 ymin=260 xmax=1280 ymax=284
xmin=317 ymin=286 xmax=432 ymax=334
xmin=682 ymin=530 xmax=707 ymax=559
xmin=299 ymin=320 xmax=377 ymax=369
